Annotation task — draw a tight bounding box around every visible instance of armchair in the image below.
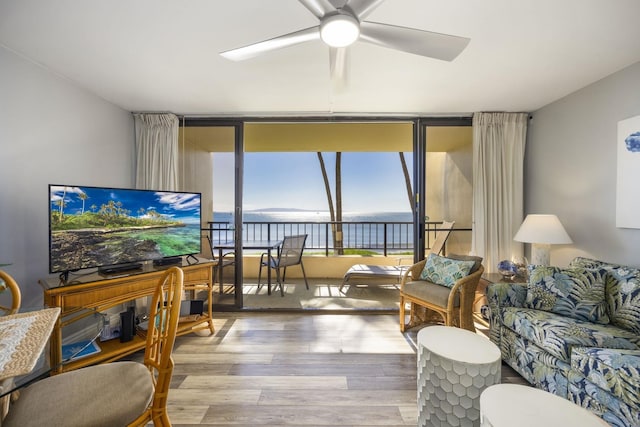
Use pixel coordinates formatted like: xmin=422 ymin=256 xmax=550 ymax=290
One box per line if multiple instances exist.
xmin=399 ymin=254 xmax=484 ymax=332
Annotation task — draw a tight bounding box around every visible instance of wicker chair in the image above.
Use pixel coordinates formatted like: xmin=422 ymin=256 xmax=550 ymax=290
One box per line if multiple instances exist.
xmin=4 ymin=266 xmax=184 ymax=427
xmin=399 ymin=254 xmax=484 ymax=332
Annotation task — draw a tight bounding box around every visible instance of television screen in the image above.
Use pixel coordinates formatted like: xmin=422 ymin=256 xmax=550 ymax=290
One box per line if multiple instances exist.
xmin=49 ymin=185 xmax=202 ymax=274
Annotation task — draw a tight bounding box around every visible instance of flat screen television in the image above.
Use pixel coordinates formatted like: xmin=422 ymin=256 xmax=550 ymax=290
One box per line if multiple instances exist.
xmin=49 ymin=184 xmax=202 ymax=276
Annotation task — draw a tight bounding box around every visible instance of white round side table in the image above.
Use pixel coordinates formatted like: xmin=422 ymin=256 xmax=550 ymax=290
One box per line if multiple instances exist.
xmin=417 ymin=326 xmax=501 ymax=427
xmin=480 ymin=384 xmax=609 ymax=426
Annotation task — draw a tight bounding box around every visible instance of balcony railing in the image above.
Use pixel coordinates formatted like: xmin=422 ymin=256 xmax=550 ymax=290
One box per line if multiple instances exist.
xmin=206 ymin=220 xmax=461 ymax=256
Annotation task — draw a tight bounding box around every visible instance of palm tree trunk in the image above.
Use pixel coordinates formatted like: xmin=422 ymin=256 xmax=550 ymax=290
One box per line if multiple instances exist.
xmin=317 ymin=153 xmax=338 ymax=253
xmin=399 ymin=152 xmax=413 ymax=209
xmin=59 ymin=187 xmax=67 ymax=222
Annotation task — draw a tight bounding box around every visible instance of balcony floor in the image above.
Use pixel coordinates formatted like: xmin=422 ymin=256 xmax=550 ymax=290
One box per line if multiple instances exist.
xmin=214 ymin=278 xmax=401 ymax=311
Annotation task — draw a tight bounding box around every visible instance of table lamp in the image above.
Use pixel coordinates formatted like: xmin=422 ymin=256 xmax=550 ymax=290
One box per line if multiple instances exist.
xmin=513 ymin=214 xmax=572 ymax=266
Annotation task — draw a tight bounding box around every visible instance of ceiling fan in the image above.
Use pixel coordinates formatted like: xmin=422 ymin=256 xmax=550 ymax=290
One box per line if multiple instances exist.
xmin=220 ymin=0 xmax=470 ymax=87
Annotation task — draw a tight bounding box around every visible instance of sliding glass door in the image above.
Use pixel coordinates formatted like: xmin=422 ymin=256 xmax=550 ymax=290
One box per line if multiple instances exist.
xmin=180 ymin=117 xmax=472 ymax=310
xmin=181 ymin=121 xmax=244 ymax=309
xmin=420 ymin=119 xmax=473 ymax=258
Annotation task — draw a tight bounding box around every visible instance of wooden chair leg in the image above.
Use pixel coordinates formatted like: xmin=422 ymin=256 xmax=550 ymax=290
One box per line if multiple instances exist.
xmin=399 ymin=295 xmax=406 ymax=332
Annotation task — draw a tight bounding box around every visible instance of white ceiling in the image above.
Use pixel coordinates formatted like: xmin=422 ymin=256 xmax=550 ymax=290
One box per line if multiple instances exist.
xmin=2 ymin=0 xmax=640 ymax=116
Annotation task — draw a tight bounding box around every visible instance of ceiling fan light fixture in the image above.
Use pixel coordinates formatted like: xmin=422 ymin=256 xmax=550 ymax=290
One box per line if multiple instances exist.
xmin=320 ymin=13 xmax=360 ymax=48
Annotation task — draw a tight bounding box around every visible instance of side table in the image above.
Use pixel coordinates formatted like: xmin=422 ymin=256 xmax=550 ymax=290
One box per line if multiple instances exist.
xmin=480 ymin=384 xmax=609 ymax=426
xmin=417 ymin=326 xmax=501 ymax=427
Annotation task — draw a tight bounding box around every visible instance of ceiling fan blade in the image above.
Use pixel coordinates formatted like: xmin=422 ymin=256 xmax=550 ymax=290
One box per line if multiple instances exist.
xmin=220 ymin=27 xmax=320 ymax=61
xmin=298 ymin=0 xmax=337 ymax=18
xmin=344 ymin=0 xmax=386 ymax=20
xmin=359 ymin=21 xmax=470 ymax=61
xmin=329 ymin=47 xmax=349 ymax=91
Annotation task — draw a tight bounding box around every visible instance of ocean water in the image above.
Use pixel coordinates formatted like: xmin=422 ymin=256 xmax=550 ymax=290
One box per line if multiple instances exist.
xmin=214 ymin=210 xmax=412 ymax=223
xmin=211 ymin=211 xmax=414 ymax=251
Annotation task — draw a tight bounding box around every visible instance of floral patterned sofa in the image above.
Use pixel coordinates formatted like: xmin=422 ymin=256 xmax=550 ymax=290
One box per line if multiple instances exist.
xmin=487 ymin=257 xmax=640 ymax=427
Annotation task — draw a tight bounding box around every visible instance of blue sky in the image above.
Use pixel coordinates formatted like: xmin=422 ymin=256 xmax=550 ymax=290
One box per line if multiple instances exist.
xmin=50 ymin=185 xmax=201 ymax=223
xmin=213 ymin=152 xmax=414 ymax=213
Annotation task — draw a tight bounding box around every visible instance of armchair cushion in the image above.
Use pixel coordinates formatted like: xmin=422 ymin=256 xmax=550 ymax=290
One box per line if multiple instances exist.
xmin=3 ymin=361 xmax=152 ymax=427
xmin=418 ymin=253 xmax=475 ymax=288
xmin=402 ymin=280 xmax=460 ymax=308
xmin=524 ymin=265 xmax=610 ymax=324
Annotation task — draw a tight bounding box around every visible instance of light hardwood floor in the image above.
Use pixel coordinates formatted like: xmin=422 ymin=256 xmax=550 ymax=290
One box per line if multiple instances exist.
xmin=161 ymin=312 xmax=527 ymax=426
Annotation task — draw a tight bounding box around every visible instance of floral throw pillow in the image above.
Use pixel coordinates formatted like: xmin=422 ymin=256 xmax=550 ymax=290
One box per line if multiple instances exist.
xmin=525 ymin=266 xmax=609 ymax=324
xmin=419 ymin=253 xmax=475 ymax=288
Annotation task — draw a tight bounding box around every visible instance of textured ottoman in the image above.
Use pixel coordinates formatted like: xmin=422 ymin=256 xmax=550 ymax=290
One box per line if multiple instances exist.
xmin=417 ymin=326 xmax=501 ymax=427
xmin=480 ymin=384 xmax=609 ymax=426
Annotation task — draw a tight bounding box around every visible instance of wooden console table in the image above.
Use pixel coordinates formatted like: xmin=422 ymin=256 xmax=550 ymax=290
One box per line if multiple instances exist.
xmin=40 ymin=259 xmax=214 ymax=374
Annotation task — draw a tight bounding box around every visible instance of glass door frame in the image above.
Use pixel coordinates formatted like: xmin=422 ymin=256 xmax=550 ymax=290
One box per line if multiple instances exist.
xmin=415 ymin=117 xmax=473 ymax=263
xmin=183 ymin=118 xmax=244 ymax=309
xmin=185 ymin=115 xmax=471 ymax=309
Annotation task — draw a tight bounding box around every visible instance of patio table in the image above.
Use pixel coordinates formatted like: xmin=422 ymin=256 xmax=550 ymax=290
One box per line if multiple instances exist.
xmin=212 ymin=240 xmax=283 ymax=295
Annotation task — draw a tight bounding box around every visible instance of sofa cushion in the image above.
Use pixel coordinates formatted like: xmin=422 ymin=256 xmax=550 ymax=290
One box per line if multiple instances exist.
xmin=499 ymin=326 xmax=571 ymax=397
xmin=525 ymin=266 xmax=610 ymax=324
xmin=602 ymin=268 xmax=640 ymax=335
xmin=501 ymin=307 xmax=639 ymax=363
xmin=569 ymin=257 xmax=640 ymax=334
xmin=570 ymin=347 xmax=640 ymax=411
xmin=568 ymin=376 xmax=640 ymax=427
xmin=418 ymin=253 xmax=475 ymax=288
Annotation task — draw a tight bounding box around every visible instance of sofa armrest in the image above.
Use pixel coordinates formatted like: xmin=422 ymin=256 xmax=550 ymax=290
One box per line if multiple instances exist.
xmin=570 ymin=347 xmax=640 ymax=411
xmin=486 ymin=281 xmax=527 ymax=309
xmin=486 ymin=281 xmax=527 ymax=345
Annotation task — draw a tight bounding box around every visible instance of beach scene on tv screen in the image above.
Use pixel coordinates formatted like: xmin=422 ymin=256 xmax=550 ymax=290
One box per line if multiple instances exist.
xmin=50 ymin=185 xmax=201 ymax=272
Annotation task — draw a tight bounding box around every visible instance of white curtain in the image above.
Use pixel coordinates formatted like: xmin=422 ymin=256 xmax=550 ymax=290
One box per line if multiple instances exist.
xmin=134 ymin=113 xmax=179 ymax=191
xmin=471 ymin=112 xmax=528 ymax=273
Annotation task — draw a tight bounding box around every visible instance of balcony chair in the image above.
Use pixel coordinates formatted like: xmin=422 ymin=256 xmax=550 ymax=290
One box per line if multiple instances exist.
xmin=258 ymin=234 xmax=309 ymax=297
xmin=202 ymin=232 xmax=236 ymax=293
xmin=399 ymin=253 xmax=484 ymax=333
xmin=340 ymin=220 xmax=455 ymax=292
xmin=0 ymin=270 xmax=21 ymax=315
xmin=4 ymin=266 xmax=184 ymax=427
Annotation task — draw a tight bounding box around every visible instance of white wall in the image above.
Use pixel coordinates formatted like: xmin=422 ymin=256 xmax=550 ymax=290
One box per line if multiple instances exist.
xmin=526 ymin=61 xmax=640 ymax=267
xmin=0 ymin=47 xmax=135 ymax=306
